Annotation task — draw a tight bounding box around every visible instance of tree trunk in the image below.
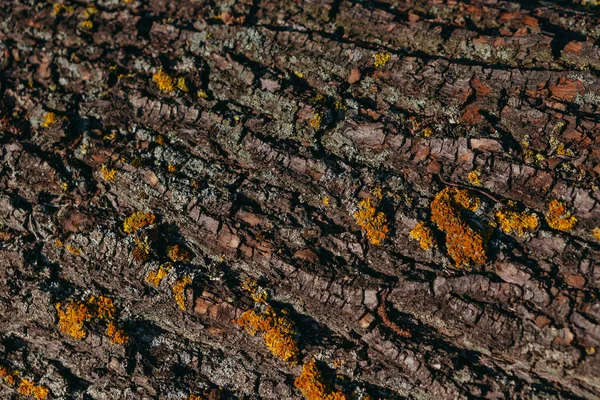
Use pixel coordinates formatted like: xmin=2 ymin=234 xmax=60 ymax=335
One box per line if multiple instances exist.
xmin=1 ymin=0 xmax=600 ymax=399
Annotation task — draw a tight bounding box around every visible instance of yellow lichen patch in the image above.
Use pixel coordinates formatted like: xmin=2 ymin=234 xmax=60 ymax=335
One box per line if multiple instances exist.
xmin=293 ymin=70 xmax=304 ymax=78
xmin=251 ymin=289 xmax=268 ymax=303
xmin=0 ymin=366 xmax=17 ymax=386
xmin=167 ymin=163 xmax=178 ymax=173
xmin=56 ymin=296 xmax=117 ymax=340
xmin=146 ymin=264 xmax=171 ymax=287
xmin=241 ymin=277 xmax=269 ymax=303
xmin=294 ymin=359 xmax=347 ymax=400
xmin=593 ymin=227 xmax=600 ymax=240
xmin=467 ymin=170 xmax=482 ymax=186
xmin=132 ymin=236 xmax=151 ymax=263
xmin=353 ymin=197 xmax=389 ymax=246
xmin=33 ymin=383 xmax=50 ymax=399
xmin=173 ymin=276 xmax=193 ymax=310
xmin=409 ymin=221 xmax=436 ymax=251
xmin=430 ymin=187 xmax=487 ymax=267
xmin=80 ymin=20 xmax=93 ymax=30
xmin=83 ymin=6 xmax=98 ymax=17
xmin=167 ymin=245 xmax=192 ymax=262
xmin=106 ymin=321 xmax=129 ymax=345
xmin=100 ymin=165 xmax=117 ymax=181
xmin=495 ymin=208 xmax=539 ymax=236
xmin=0 ymin=368 xmax=49 ymax=400
xmin=153 ymin=69 xmax=176 ymax=92
xmin=550 ymin=136 xmax=575 ymax=157
xmin=123 ymin=211 xmax=156 ymax=234
xmin=310 ymin=113 xmax=322 ymax=129
xmin=154 ymin=135 xmax=165 ymax=146
xmin=545 ymin=200 xmax=578 ymax=232
xmin=197 ymin=90 xmax=208 ymax=99
xmin=17 ymin=378 xmax=49 ymax=400
xmin=53 ymin=3 xmax=74 ymax=15
xmin=189 ymin=395 xmax=203 ymax=400
xmin=242 ymin=277 xmax=259 ymax=293
xmin=55 ymin=239 xmax=63 ymax=248
xmin=41 ymin=112 xmax=59 ymax=128
xmin=176 ymin=77 xmax=189 ymax=92
xmin=234 ymin=306 xmax=300 ymax=364
xmin=65 ymin=244 xmax=82 ymax=256
xmin=87 ymin=295 xmax=116 ymax=321
xmin=55 ymin=301 xmax=92 ymax=339
xmin=371 ymin=187 xmax=383 ymax=200
xmin=373 ymin=52 xmax=391 ymax=68
xmin=422 ymin=127 xmax=433 ymax=137
xmin=323 ymin=196 xmax=330 ymax=206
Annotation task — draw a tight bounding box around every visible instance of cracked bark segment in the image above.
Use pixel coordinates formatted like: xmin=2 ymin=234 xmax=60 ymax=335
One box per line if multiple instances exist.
xmin=1 ymin=0 xmax=600 ymax=398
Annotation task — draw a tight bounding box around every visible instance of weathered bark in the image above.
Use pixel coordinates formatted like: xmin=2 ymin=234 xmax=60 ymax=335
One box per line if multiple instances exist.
xmin=1 ymin=0 xmax=600 ymax=398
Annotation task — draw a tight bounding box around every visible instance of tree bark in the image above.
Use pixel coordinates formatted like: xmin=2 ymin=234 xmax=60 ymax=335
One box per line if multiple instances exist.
xmin=1 ymin=0 xmax=600 ymax=399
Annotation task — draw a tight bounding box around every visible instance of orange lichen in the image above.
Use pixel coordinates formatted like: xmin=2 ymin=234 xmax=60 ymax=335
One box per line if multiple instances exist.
xmin=430 ymin=187 xmax=487 ymax=267
xmin=189 ymin=395 xmax=203 ymax=400
xmin=18 ymin=379 xmax=49 ymax=400
xmin=153 ymin=69 xmax=176 ymax=92
xmin=323 ymin=196 xmax=330 ymax=206
xmin=550 ymin=137 xmax=575 ymax=157
xmin=1 ymin=368 xmax=49 ymax=400
xmin=0 ymin=366 xmax=17 ymax=386
xmin=593 ymin=227 xmax=600 ymax=240
xmin=241 ymin=277 xmax=269 ymax=303
xmin=79 ymin=19 xmax=93 ymax=30
xmin=33 ymin=384 xmax=50 ymax=400
xmin=409 ymin=221 xmax=436 ymax=250
xmin=106 ymin=321 xmax=129 ymax=345
xmin=132 ymin=238 xmax=150 ymax=263
xmin=371 ymin=187 xmax=383 ymax=200
xmin=353 ymin=197 xmax=389 ymax=246
xmin=373 ymin=52 xmax=391 ymax=68
xmin=173 ymin=276 xmax=193 ymax=310
xmin=167 ymin=245 xmax=192 ymax=262
xmin=55 ymin=301 xmax=92 ymax=339
xmin=65 ymin=244 xmax=82 ymax=256
xmin=146 ymin=264 xmax=171 ymax=287
xmin=87 ymin=295 xmax=116 ymax=321
xmin=41 ymin=112 xmax=59 ymax=128
xmin=19 ymin=380 xmax=36 ymax=397
xmin=242 ymin=277 xmax=259 ymax=293
xmin=467 ymin=170 xmax=482 ymax=186
xmin=545 ymin=200 xmax=578 ymax=232
xmin=123 ymin=211 xmax=156 ymax=234
xmin=294 ymin=359 xmax=347 ymax=400
xmin=56 ymin=296 xmax=122 ymax=342
xmin=100 ymin=165 xmax=117 ymax=181
xmin=167 ymin=163 xmax=178 ymax=173
xmin=310 ymin=113 xmax=322 ymax=129
xmin=234 ymin=306 xmax=299 ymax=363
xmin=495 ymin=208 xmax=539 ymax=236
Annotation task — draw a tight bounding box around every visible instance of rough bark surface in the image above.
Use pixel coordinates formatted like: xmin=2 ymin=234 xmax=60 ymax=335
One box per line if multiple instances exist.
xmin=1 ymin=0 xmax=600 ymax=399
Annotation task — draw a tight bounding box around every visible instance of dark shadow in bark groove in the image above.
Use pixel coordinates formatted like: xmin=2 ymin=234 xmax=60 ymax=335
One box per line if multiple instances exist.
xmin=48 ymin=358 xmax=92 ymax=396
xmin=125 ymin=319 xmax=167 ymax=376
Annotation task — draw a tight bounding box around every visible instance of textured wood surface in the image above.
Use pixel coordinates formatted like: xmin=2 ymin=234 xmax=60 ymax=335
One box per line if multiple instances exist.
xmin=1 ymin=0 xmax=600 ymax=399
